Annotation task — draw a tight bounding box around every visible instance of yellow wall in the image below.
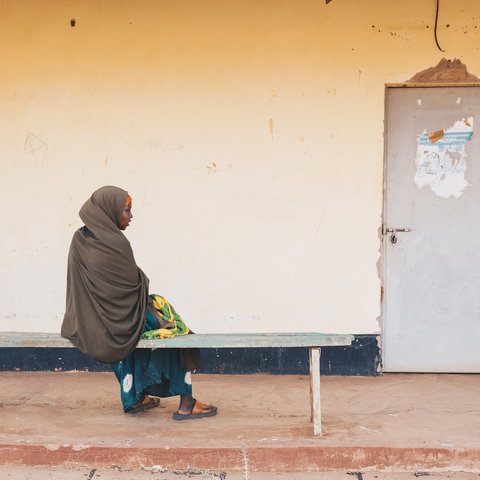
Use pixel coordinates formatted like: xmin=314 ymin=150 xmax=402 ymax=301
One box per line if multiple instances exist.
xmin=1 ymin=0 xmax=479 ymax=333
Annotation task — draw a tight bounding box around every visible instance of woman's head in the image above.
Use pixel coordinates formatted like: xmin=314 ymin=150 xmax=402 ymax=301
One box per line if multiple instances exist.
xmin=80 ymin=186 xmax=132 ymax=231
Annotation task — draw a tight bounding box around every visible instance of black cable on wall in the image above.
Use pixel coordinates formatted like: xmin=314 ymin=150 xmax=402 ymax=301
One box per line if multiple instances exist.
xmin=435 ymin=0 xmax=446 ymax=52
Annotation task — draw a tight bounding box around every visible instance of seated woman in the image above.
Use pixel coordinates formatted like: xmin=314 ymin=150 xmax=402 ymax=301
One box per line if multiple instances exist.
xmin=61 ymin=185 xmax=216 ymax=420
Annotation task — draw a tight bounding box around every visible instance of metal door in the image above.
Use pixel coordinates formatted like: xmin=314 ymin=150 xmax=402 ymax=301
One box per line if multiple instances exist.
xmin=383 ymin=86 xmax=480 ymax=372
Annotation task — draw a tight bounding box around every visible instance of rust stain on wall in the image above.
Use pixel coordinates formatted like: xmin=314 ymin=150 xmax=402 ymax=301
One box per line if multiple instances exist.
xmin=406 ymin=58 xmax=480 ymax=83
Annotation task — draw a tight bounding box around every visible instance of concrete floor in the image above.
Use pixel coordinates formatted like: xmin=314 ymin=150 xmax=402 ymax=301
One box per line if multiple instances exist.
xmin=0 ymin=372 xmax=479 ymax=474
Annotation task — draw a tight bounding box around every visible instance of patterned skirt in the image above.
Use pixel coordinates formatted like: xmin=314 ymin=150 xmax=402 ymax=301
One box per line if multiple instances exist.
xmin=110 ymin=306 xmax=193 ymax=412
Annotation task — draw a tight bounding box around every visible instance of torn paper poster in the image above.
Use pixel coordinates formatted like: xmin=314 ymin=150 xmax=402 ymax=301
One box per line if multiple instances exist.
xmin=414 ymin=117 xmax=474 ymax=198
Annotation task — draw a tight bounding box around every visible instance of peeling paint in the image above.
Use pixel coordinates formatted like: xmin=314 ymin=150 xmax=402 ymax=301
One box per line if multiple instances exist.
xmin=406 ymin=58 xmax=480 ymax=83
xmin=45 ymin=444 xmax=60 ymax=451
xmin=72 ymin=444 xmax=92 ymax=451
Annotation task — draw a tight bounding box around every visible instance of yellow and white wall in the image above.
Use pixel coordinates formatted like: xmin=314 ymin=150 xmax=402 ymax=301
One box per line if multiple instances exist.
xmin=1 ymin=0 xmax=479 ymax=334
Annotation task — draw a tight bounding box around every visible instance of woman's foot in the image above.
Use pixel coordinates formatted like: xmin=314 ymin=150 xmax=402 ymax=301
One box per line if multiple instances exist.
xmin=127 ymin=395 xmax=161 ymax=414
xmin=173 ymin=396 xmax=217 ymax=420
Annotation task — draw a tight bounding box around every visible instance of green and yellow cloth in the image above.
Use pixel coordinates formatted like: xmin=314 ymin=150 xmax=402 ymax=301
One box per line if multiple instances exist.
xmin=141 ymin=294 xmax=190 ymax=339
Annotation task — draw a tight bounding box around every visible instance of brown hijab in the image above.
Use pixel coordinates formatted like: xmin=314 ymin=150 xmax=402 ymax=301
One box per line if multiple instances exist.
xmin=61 ymin=186 xmax=149 ymax=363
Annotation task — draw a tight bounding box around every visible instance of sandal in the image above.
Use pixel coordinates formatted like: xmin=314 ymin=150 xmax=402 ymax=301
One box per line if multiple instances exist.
xmin=173 ymin=399 xmax=217 ymax=420
xmin=126 ymin=396 xmax=160 ymax=414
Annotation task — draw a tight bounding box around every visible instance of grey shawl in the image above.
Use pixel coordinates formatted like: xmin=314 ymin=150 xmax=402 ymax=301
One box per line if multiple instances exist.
xmin=61 ymin=186 xmax=149 ymax=363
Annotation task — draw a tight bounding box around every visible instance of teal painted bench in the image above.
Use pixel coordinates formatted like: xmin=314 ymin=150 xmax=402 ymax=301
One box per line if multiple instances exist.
xmin=0 ymin=332 xmax=353 ymax=435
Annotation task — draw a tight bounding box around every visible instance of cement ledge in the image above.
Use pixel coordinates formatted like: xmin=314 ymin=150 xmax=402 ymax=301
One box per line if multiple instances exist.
xmin=1 ymin=444 xmax=479 ymax=473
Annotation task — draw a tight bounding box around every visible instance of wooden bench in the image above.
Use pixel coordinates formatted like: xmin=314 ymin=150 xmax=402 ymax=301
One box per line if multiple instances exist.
xmin=0 ymin=331 xmax=353 ymax=435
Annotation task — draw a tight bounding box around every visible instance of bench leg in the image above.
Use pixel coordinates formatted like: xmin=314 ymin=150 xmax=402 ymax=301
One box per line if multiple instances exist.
xmin=309 ymin=347 xmax=322 ymax=436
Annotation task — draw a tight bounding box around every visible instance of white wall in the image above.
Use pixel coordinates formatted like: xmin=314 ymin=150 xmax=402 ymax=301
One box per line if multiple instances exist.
xmin=1 ymin=0 xmax=479 ymax=334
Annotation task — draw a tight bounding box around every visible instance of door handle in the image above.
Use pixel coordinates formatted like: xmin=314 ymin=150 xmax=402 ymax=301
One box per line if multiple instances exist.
xmin=382 ymin=226 xmax=412 ymax=235
xmin=382 ymin=226 xmax=412 ymax=244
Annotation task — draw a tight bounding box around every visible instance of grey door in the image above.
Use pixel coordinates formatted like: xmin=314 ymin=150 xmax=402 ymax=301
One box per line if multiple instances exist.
xmin=383 ymin=86 xmax=480 ymax=372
